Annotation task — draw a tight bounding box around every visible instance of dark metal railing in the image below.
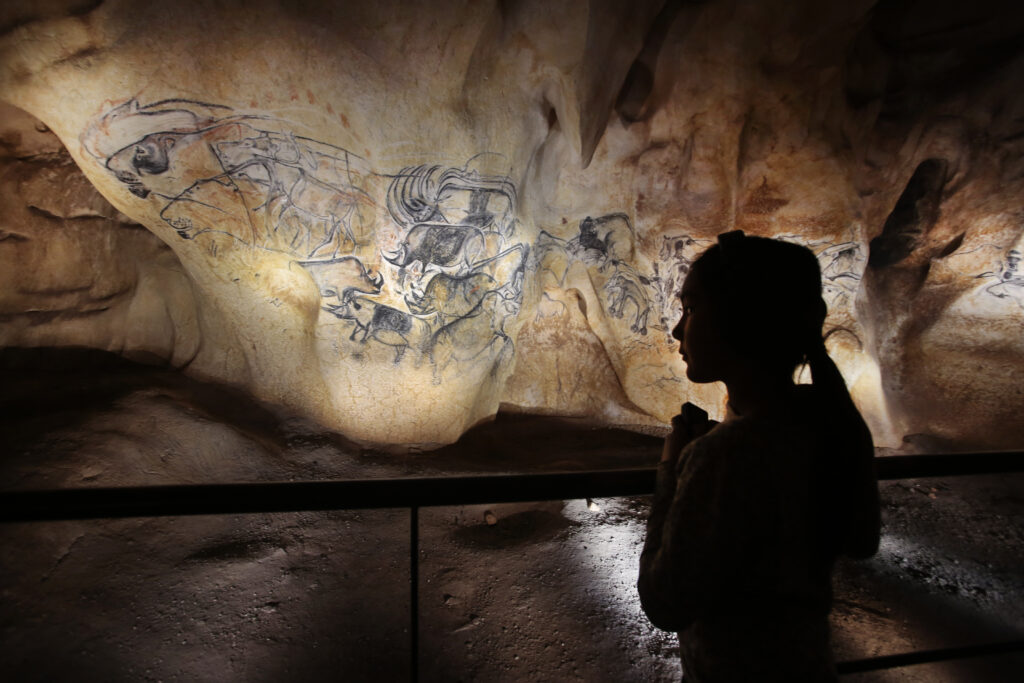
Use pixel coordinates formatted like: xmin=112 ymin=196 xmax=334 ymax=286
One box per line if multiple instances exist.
xmin=835 ymin=638 xmax=1024 ymax=674
xmin=2 ymin=450 xmax=1023 ymax=680
xmin=3 ymin=451 xmax=1023 ymax=522
xmin=0 ymin=469 xmax=656 ymax=522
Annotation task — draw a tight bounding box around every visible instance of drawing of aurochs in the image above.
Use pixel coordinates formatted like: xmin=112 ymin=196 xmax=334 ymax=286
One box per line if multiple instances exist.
xmin=83 ymin=99 xmax=528 ymax=378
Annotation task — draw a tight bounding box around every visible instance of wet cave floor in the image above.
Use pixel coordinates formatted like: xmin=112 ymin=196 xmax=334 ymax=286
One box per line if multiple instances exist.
xmin=1 ymin=349 xmax=1022 ymax=682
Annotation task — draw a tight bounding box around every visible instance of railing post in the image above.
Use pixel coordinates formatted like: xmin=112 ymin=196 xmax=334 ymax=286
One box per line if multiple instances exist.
xmin=411 ymin=505 xmax=419 ymax=683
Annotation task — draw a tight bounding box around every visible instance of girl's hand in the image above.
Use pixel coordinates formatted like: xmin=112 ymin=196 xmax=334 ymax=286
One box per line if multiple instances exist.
xmin=660 ymin=403 xmax=718 ymax=464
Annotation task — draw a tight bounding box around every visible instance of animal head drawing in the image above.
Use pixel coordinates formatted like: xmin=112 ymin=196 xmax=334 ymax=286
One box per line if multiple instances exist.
xmin=83 ymin=98 xmax=262 ymax=199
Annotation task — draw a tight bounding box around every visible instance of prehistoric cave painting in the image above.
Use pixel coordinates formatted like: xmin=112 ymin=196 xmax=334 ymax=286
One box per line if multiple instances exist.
xmin=651 ymin=232 xmax=866 ymax=336
xmin=296 ymin=256 xmax=384 ymax=310
xmin=82 ymin=99 xmax=377 ymax=261
xmin=536 ymin=214 xmax=654 ymax=336
xmin=653 ymin=233 xmax=712 ymax=341
xmin=386 ymin=162 xmax=517 ymax=237
xmin=974 ymin=246 xmax=1024 ymax=310
xmin=84 ymin=100 xmax=527 ymax=379
xmin=775 ymin=233 xmax=867 ymax=313
xmin=921 ymin=235 xmax=1024 ymax=311
xmin=427 ymin=289 xmax=518 ymax=378
xmin=563 ymin=214 xmax=636 ymax=270
xmin=305 ymin=158 xmax=526 ymax=376
xmin=534 ymin=291 xmax=570 ymax=320
xmin=604 ymin=271 xmax=652 ymax=335
xmin=816 ymin=241 xmax=866 ymax=311
xmin=382 ymin=160 xmax=527 ymax=379
xmin=329 ymin=294 xmax=433 ymax=364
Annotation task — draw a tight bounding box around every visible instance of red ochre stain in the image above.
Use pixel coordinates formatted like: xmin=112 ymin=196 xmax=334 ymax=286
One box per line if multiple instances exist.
xmin=249 ymin=99 xmax=258 ymax=108
xmin=307 ymin=89 xmax=316 ymax=104
xmin=744 ymin=180 xmax=789 ymax=215
xmin=340 ymin=113 xmax=350 ymax=127
xmin=326 ymin=102 xmax=335 ymax=114
xmin=290 ymin=89 xmax=299 ymax=102
xmin=265 ymin=92 xmax=275 ymax=103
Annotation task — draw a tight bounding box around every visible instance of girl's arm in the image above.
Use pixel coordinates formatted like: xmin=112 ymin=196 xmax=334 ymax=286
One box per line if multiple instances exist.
xmin=638 ymin=431 xmax=725 ymax=632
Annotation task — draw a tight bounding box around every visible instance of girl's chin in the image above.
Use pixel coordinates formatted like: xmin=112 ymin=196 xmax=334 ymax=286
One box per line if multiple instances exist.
xmin=685 ymin=365 xmax=715 ymax=384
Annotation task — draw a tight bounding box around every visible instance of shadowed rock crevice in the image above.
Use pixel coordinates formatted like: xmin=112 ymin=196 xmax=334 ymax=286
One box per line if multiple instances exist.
xmin=868 ymin=157 xmax=948 ymax=269
xmin=858 ymin=0 xmax=1024 ymax=123
xmin=0 ymin=0 xmax=104 ymax=36
xmin=614 ymin=0 xmax=688 ymax=124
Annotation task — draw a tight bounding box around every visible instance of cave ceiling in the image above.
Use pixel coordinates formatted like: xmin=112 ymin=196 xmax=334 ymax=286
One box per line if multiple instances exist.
xmin=2 ymin=0 xmax=1024 ymax=449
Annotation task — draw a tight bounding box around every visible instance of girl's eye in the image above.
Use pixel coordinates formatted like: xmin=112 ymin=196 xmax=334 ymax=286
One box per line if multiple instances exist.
xmin=683 ymin=306 xmax=695 ymax=315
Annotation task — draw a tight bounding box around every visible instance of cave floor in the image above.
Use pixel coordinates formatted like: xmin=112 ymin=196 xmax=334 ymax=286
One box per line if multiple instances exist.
xmin=1 ymin=350 xmax=1022 ymax=682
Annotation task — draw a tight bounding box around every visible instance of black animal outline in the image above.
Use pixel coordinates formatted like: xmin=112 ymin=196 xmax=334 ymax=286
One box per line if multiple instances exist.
xmin=375 ymin=157 xmax=527 ymax=374
xmin=323 ymin=290 xmax=431 ymax=365
xmin=425 ymin=288 xmax=518 ymax=383
xmin=85 ymin=99 xmax=377 ymax=261
xmin=383 ymin=222 xmax=487 ymax=276
xmin=404 ymin=271 xmax=497 ymax=325
xmin=86 ymin=101 xmax=533 ymax=379
xmin=385 ymin=160 xmax=517 ymax=236
xmin=535 ymin=214 xmax=655 ymax=338
xmin=296 ymin=255 xmax=384 ymax=302
xmin=604 ymin=269 xmax=652 ymax=334
xmin=975 ymin=246 xmax=1024 ymax=309
xmin=215 ymin=131 xmax=376 ymax=258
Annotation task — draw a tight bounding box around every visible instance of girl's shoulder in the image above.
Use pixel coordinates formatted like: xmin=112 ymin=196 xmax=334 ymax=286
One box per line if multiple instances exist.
xmin=686 ymin=392 xmax=821 ymax=464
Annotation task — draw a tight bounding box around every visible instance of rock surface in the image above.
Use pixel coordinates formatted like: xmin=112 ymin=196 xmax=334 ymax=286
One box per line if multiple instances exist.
xmin=1 ymin=0 xmax=1023 ymax=448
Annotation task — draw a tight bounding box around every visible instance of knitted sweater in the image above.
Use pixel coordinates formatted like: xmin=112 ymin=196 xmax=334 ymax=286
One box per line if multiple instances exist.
xmin=638 ymin=390 xmax=840 ymax=681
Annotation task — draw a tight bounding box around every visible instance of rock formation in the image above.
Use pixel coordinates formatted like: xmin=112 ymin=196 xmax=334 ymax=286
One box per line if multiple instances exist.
xmin=1 ymin=0 xmax=1023 ymax=449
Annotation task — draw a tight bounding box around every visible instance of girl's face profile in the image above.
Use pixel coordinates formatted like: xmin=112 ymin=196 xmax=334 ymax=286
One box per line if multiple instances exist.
xmin=672 ymin=269 xmax=729 ymax=384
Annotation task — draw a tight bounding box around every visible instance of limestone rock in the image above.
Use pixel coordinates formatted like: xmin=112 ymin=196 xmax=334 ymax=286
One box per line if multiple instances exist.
xmin=0 ymin=102 xmax=202 ymax=368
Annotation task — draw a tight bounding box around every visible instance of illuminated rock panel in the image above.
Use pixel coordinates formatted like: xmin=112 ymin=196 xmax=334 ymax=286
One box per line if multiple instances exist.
xmin=1 ymin=0 xmax=1022 ymax=448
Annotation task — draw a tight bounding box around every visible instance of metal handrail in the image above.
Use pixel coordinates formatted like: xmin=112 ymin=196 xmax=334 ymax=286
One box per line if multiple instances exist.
xmin=1 ymin=450 xmax=1022 ymax=681
xmin=836 ymin=639 xmax=1024 ymax=674
xmin=2 ymin=451 xmax=1023 ymax=522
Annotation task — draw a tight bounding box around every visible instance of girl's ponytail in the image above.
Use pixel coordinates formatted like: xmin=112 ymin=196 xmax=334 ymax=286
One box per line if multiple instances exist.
xmin=807 ymin=330 xmax=881 ymax=559
xmin=698 ymin=231 xmax=881 ymax=559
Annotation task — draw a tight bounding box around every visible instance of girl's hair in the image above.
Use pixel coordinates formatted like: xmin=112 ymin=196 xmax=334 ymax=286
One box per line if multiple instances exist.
xmin=689 ymin=230 xmax=880 ymax=558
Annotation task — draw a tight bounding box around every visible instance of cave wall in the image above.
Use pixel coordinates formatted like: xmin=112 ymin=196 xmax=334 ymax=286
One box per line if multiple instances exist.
xmin=1 ymin=0 xmax=1023 ymax=449
xmin=0 ymin=103 xmax=204 ymax=366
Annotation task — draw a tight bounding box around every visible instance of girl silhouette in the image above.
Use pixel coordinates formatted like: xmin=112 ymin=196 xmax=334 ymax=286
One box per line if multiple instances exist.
xmin=638 ymin=231 xmax=880 ymax=682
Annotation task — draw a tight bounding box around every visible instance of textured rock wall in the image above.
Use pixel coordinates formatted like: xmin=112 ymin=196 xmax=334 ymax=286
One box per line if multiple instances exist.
xmin=0 ymin=103 xmax=203 ymax=367
xmin=1 ymin=0 xmax=1023 ymax=449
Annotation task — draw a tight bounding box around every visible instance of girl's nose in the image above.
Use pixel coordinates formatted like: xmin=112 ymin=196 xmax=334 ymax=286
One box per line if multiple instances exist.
xmin=672 ymin=317 xmax=684 ymax=342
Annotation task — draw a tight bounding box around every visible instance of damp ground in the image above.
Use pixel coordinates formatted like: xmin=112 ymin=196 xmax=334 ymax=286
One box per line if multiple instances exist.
xmin=1 ymin=349 xmax=1022 ymax=681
